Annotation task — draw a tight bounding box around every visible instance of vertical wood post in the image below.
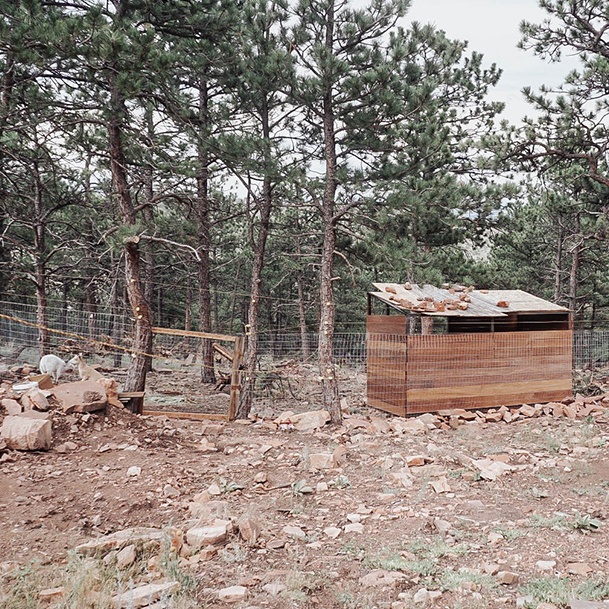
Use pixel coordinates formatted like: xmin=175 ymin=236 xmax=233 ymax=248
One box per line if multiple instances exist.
xmin=228 ymin=335 xmax=245 ymax=421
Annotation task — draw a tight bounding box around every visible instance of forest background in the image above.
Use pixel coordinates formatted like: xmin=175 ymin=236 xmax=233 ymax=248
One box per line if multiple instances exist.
xmin=1 ymin=0 xmax=608 ymax=421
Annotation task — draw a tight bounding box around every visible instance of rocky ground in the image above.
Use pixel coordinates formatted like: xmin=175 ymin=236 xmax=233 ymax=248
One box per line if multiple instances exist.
xmin=1 ymin=362 xmax=609 ymax=609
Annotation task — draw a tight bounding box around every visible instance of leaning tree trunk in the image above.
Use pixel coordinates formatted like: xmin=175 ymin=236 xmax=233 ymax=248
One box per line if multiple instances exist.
xmin=123 ymin=237 xmax=153 ymax=391
xmin=109 ymin=78 xmax=152 ymax=392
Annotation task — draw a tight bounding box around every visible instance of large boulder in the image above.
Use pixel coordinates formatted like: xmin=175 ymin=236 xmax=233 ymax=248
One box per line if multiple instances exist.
xmin=51 ymin=380 xmax=107 ymax=413
xmin=1 ymin=416 xmax=52 ymax=450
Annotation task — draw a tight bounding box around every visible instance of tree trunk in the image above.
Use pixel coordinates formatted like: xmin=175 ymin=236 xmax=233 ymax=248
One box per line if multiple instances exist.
xmin=569 ymin=215 xmax=581 ymax=322
xmin=317 ymin=1 xmax=341 ymax=424
xmin=554 ymin=221 xmax=563 ymax=303
xmin=124 ymin=238 xmax=153 ymax=391
xmin=85 ymin=280 xmax=98 ymax=344
xmin=110 ymin=268 xmax=123 ymax=368
xmin=297 ymin=270 xmax=310 ymax=358
xmin=108 ymin=78 xmax=152 ymax=392
xmin=196 ymin=80 xmax=215 ymax=383
xmin=33 ymin=174 xmax=50 ymax=357
xmin=35 ymin=265 xmax=49 ymax=357
xmin=142 ymin=105 xmax=155 ymax=371
xmin=294 ymin=225 xmax=310 ymax=358
xmin=238 ymin=92 xmax=273 ymax=419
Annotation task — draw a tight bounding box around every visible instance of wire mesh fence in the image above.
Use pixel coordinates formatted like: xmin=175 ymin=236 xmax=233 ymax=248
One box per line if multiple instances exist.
xmin=2 ymin=300 xmax=609 ymax=372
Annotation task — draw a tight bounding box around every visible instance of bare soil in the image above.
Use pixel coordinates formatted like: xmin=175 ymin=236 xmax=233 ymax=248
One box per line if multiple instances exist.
xmin=1 ymin=363 xmax=609 ymax=608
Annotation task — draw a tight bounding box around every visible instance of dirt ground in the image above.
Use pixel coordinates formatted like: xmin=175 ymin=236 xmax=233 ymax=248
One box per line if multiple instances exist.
xmin=1 ymin=362 xmax=609 ymax=609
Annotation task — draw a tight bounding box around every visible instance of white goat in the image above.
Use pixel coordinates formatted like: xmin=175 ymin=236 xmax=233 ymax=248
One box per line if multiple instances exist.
xmin=39 ymin=354 xmax=73 ymax=384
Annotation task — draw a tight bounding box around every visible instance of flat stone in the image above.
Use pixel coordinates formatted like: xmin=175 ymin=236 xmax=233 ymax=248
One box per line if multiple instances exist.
xmin=1 ymin=416 xmax=51 ymax=451
xmin=472 ymin=458 xmax=515 ymax=481
xmin=413 ymin=588 xmax=430 ymax=603
xmin=26 ymin=388 xmax=50 ymax=411
xmin=369 ymin=417 xmax=391 ymax=433
xmin=485 ymin=412 xmax=504 ymax=422
xmin=113 ymin=581 xmax=179 ymax=608
xmin=282 ymin=525 xmax=306 ymax=540
xmin=344 ymin=523 xmax=364 ymax=534
xmin=323 ymin=527 xmax=341 ymax=539
xmin=429 ymin=477 xmax=451 ymax=493
xmin=391 ymin=419 xmax=427 ymax=434
xmin=417 ymin=413 xmax=441 ymax=428
xmin=405 ymin=455 xmax=427 ymax=467
xmin=188 ymin=492 xmax=228 ymax=520
xmin=262 ymin=582 xmax=286 ymax=595
xmin=75 ymin=527 xmax=164 ymax=556
xmin=238 ymin=517 xmax=261 ymax=546
xmin=115 ymin=544 xmax=137 ymax=569
xmin=567 ymin=562 xmax=592 ymax=575
xmin=519 ymin=404 xmax=538 ymax=417
xmin=51 ymin=380 xmax=107 ymax=413
xmin=359 ymin=570 xmax=406 ymax=588
xmin=291 ymin=410 xmax=330 ymax=431
xmin=536 ymin=560 xmax=557 ymax=571
xmin=1 ymin=398 xmax=22 ymax=415
xmin=309 ymin=453 xmax=334 ymax=470
xmin=186 ymin=520 xmax=231 ymax=549
xmin=38 ymin=587 xmax=65 ymax=601
xmin=217 ymin=585 xmax=247 ymax=603
xmin=496 ymin=571 xmax=519 ymax=585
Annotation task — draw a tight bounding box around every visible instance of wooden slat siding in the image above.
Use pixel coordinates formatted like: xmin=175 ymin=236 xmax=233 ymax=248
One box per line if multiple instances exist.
xmin=405 ymin=330 xmax=572 ymax=414
xmin=406 ymin=385 xmax=572 ymax=413
xmin=366 ymin=315 xmax=408 ymax=413
xmin=366 ymin=397 xmax=406 ymax=417
xmin=366 ymin=315 xmax=407 ymax=334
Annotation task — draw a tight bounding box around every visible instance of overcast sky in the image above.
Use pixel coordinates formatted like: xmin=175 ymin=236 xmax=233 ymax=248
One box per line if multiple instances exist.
xmin=405 ymin=0 xmax=580 ymax=123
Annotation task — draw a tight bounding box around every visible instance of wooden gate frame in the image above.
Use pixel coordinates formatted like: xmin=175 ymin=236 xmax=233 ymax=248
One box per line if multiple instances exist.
xmin=142 ymin=327 xmax=245 ymax=421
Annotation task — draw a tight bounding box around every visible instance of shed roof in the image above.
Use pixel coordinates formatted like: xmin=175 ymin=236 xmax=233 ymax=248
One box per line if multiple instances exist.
xmin=370 ymin=283 xmax=569 ymax=318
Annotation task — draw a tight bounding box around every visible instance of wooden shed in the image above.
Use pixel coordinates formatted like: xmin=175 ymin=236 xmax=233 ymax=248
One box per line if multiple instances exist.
xmin=366 ymin=283 xmax=572 ymax=416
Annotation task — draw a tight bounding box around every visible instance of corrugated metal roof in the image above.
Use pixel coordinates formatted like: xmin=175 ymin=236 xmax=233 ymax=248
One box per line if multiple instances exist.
xmin=370 ymin=283 xmax=569 ymax=318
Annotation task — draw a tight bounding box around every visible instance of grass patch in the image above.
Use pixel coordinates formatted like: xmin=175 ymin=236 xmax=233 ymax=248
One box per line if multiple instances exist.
xmin=527 ymin=513 xmax=602 ymax=533
xmin=438 ymin=568 xmax=497 ymax=592
xmin=520 ymin=576 xmax=609 ymax=607
xmin=407 ymin=537 xmax=469 ymax=559
xmin=528 ymin=514 xmax=571 ymax=530
xmin=492 ymin=526 xmax=523 ymax=542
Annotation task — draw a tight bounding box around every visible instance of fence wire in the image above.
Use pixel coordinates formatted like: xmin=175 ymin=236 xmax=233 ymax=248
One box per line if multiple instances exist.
xmin=1 ymin=300 xmax=609 ymax=371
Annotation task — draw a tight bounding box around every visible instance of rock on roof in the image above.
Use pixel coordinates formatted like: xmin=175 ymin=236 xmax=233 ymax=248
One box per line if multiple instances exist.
xmin=370 ymin=283 xmax=569 ymax=317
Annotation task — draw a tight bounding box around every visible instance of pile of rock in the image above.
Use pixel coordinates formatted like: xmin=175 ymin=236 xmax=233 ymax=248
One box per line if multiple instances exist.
xmin=0 ymin=374 xmax=120 ymax=452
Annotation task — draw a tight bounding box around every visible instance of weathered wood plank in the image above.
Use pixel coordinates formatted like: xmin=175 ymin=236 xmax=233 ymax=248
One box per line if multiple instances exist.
xmin=152 ymin=326 xmax=236 ymax=342
xmin=406 ymin=378 xmax=572 ymax=404
xmin=142 ymin=410 xmax=229 ymax=421
xmin=366 ymin=315 xmax=407 ymax=334
xmin=366 ymin=397 xmax=407 ymax=416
